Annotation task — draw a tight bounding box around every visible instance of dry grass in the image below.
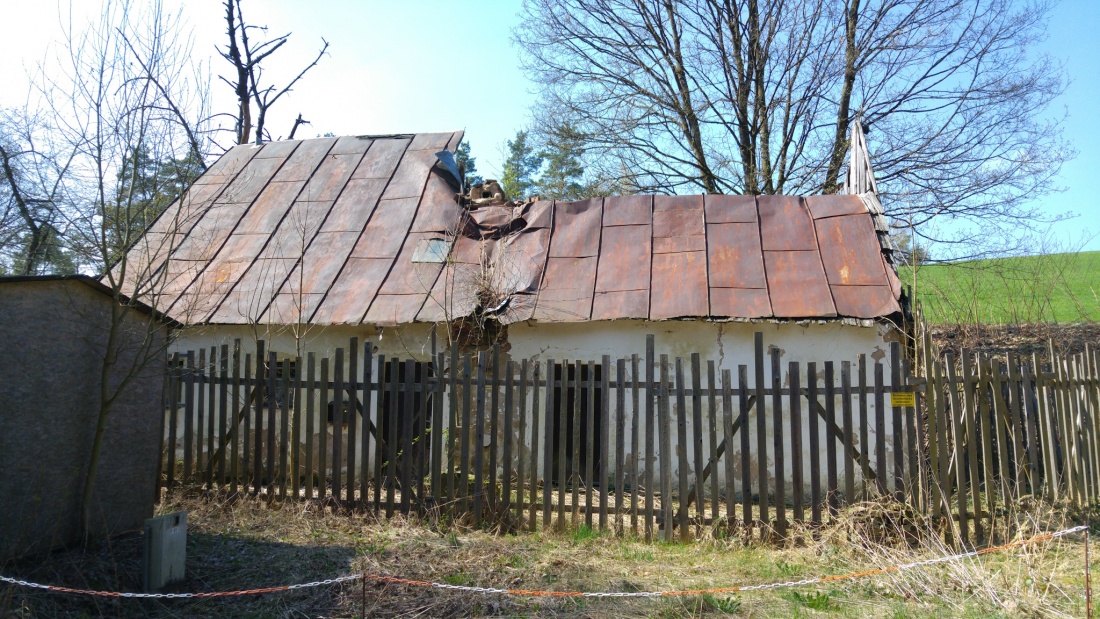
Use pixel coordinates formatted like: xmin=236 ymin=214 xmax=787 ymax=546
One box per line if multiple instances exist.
xmin=1 ymin=491 xmax=1094 ymax=618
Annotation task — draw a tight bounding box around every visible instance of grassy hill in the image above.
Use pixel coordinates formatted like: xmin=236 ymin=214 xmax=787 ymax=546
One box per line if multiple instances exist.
xmin=899 ymin=250 xmax=1100 ymax=324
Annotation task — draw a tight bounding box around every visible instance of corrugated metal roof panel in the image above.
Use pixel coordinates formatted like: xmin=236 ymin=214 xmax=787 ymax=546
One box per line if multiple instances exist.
xmin=382 ymin=149 xmax=438 ymax=199
xmin=319 ymin=178 xmax=386 ymax=233
xmin=763 ymin=250 xmax=836 ymax=317
xmin=349 ymin=197 xmax=421 ymax=259
xmin=234 ymin=181 xmax=305 ymax=233
xmin=310 ymin=257 xmax=393 ymax=324
xmin=364 ymin=293 xmax=430 ymax=326
xmin=592 ymin=289 xmax=649 ymax=320
xmin=218 ymin=157 xmax=286 ymax=203
xmin=270 ymin=138 xmax=335 ymax=182
xmin=806 ymin=194 xmax=866 ymax=219
xmin=299 ymin=151 xmax=364 ymax=202
xmin=709 ymin=287 xmax=771 ymax=318
xmin=351 ymin=138 xmax=410 ymax=179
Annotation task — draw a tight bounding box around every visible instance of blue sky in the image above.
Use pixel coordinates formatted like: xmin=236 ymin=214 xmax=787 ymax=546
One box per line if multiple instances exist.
xmin=1 ymin=0 xmax=1096 ymax=251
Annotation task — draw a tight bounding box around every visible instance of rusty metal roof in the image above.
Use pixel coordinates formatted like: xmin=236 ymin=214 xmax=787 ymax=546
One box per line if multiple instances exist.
xmin=120 ymin=133 xmax=901 ymax=326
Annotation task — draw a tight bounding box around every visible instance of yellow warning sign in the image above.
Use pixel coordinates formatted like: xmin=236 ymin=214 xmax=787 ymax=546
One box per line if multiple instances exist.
xmin=891 ymin=391 xmax=916 ymax=407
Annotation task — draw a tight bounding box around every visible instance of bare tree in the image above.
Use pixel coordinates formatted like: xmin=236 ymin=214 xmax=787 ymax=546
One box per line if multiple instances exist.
xmin=515 ymin=0 xmax=1072 ymax=253
xmin=219 ymin=0 xmax=329 ymax=146
xmin=7 ymin=0 xmax=216 ymax=536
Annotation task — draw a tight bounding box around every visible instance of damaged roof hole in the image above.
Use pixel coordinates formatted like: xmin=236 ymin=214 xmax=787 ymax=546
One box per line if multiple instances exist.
xmin=412 ymin=237 xmax=452 ymax=263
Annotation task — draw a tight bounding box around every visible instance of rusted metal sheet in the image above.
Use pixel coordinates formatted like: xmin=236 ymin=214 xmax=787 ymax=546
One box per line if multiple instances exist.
xmin=329 ymin=135 xmax=374 ymax=155
xmin=805 ymin=194 xmax=866 ymax=219
xmin=762 ymin=250 xmax=836 ymax=317
xmin=830 ymin=285 xmax=899 ymax=318
xmin=351 ymin=138 xmax=410 ymax=179
xmin=815 ymin=214 xmax=888 ymax=286
xmin=349 ymin=197 xmax=421 ymax=259
xmin=603 ymin=195 xmax=652 ymax=227
xmin=704 ymin=194 xmax=757 ymax=223
xmin=549 ymin=199 xmax=603 ymax=257
xmin=411 ymin=173 xmax=462 ymax=234
xmin=706 ymin=222 xmax=766 ymax=289
xmin=709 ymin=288 xmax=771 ymax=318
xmin=195 ymin=145 xmax=258 ymax=184
xmin=171 ymin=204 xmax=249 ymax=261
xmin=653 ymin=234 xmax=705 ymax=254
xmin=653 ymin=195 xmax=704 ymax=240
xmin=252 ymin=140 xmax=300 ymax=160
xmin=208 ymin=257 xmax=298 ymax=323
xmin=650 ymin=251 xmax=708 ymax=319
xmin=145 ymin=183 xmax=226 ymax=237
xmin=234 ymin=181 xmax=305 ymax=234
xmin=883 ymin=254 xmax=903 ymax=298
xmin=217 ymin=157 xmax=285 ymax=203
xmin=591 ymin=290 xmax=649 ymax=320
xmin=533 ymin=256 xmax=597 ymax=322
xmin=364 ymin=294 xmax=430 ymax=326
xmin=758 ymin=195 xmax=817 ymax=251
xmin=515 ymin=200 xmax=553 ymax=229
xmin=299 ymin=152 xmax=364 ymax=202
xmin=271 ymin=138 xmax=336 ymax=183
xmin=409 ymin=132 xmax=456 ymax=151
xmin=595 ymin=225 xmax=650 ymax=293
xmin=496 ymin=226 xmax=551 ymax=294
xmin=416 ymin=262 xmax=480 ymax=323
xmin=266 ymin=202 xmax=333 ymax=258
xmin=381 ymin=149 xmax=438 ymax=200
xmin=309 ymin=257 xmax=393 ymax=324
xmin=379 ymin=234 xmax=446 ymax=296
xmin=320 ymin=178 xmax=386 ymax=233
xmin=262 ymin=293 xmax=326 ymax=324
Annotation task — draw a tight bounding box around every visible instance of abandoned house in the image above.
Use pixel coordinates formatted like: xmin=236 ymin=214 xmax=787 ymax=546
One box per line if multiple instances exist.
xmin=120 ymin=126 xmax=908 ymax=496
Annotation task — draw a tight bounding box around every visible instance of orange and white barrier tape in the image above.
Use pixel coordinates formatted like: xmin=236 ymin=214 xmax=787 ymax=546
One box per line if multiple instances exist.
xmin=0 ymin=525 xmax=1087 ymax=600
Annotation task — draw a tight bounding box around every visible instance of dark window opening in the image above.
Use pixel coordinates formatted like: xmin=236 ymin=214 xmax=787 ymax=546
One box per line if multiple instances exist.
xmin=551 ymin=362 xmax=604 ymax=487
xmin=379 ymin=360 xmax=433 ymax=484
xmin=264 ymin=358 xmax=296 ymax=409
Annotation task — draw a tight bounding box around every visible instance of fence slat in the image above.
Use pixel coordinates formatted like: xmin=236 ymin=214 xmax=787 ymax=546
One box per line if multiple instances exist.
xmin=202 ymin=349 xmax=212 ymax=487
xmin=615 ymin=358 xmax=626 ymax=529
xmin=645 ymin=338 xmax=656 ymax=542
xmin=529 ymin=361 xmax=541 ymax=532
xmin=401 ymin=359 xmax=415 ymax=515
xmin=960 ymin=350 xmax=984 ymax=541
xmin=473 ymin=353 xmax=487 ymax=525
xmin=330 ymin=349 xmax=344 ymax=503
xmin=196 ymin=349 xmax=206 ymax=485
xmin=184 ymin=351 xmax=195 ymax=484
xmin=722 ymin=369 xmax=736 ymax=527
xmin=659 ymin=355 xmax=674 ymax=540
xmin=690 ymin=353 xmax=705 ymax=534
xmin=375 ymin=354 xmax=386 ymax=511
xmin=754 ymin=334 xmax=768 ymax=531
xmin=346 ymin=339 xmax=359 ymax=505
xmin=600 ymin=354 xmax=611 ymax=531
xmin=556 ymin=359 xmax=568 ymax=530
xmin=944 ymin=353 xmax=970 ymax=545
xmin=858 ymin=355 xmax=870 ymax=499
xmin=572 ymin=361 xmax=583 ymax=527
xmin=305 ymin=354 xmax=316 ymax=499
xmin=388 ymin=357 xmax=400 ymax=517
xmin=891 ymin=342 xmax=904 ymax=501
xmin=825 ymin=361 xmax=838 ymax=515
xmin=251 ymin=347 xmax=262 ymax=495
xmin=432 ymin=351 xmax=444 ymax=506
xmin=631 ymin=354 xmax=641 ymax=534
xmin=166 ymin=354 xmax=180 ymax=492
xmin=446 ymin=346 xmax=458 ymax=505
xmin=739 ymin=365 xmax=753 ymax=528
xmin=874 ymin=361 xmax=886 ymax=497
xmin=266 ymin=351 xmax=277 ymax=496
xmin=771 ymin=348 xmax=786 ymax=537
xmin=230 ymin=345 xmax=241 ymax=494
xmin=503 ymin=359 xmax=515 ymax=516
xmin=417 ymin=360 xmax=429 ymax=508
xmin=934 ymin=359 xmax=953 ymax=540
xmin=806 ymin=362 xmax=820 ymax=526
xmin=789 ymin=362 xmax=803 ymax=523
xmin=585 ymin=360 xmax=596 ymax=529
xmin=707 ymin=360 xmax=719 ymax=526
xmin=279 ymin=359 xmax=290 ymax=500
xmin=903 ymin=357 xmax=920 ymax=509
xmin=218 ymin=345 xmax=229 ymax=487
xmin=841 ymin=360 xmax=854 ymax=505
xmin=361 ymin=345 xmax=374 ymax=509
xmin=459 ymin=354 xmax=472 ymax=516
xmin=675 ymin=357 xmax=690 ymax=541
xmin=512 ymin=359 xmax=522 ymax=522
xmin=543 ymin=358 xmax=555 ymax=530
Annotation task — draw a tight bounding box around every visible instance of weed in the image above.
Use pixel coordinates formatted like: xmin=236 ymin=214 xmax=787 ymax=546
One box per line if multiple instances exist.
xmin=784 ymin=590 xmax=832 ymax=611
xmin=570 ymin=524 xmax=599 ymax=543
xmin=702 ymin=593 xmax=742 ymax=613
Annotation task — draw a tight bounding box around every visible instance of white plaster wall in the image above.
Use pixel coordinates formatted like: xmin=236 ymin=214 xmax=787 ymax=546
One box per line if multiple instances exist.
xmin=165 ymin=319 xmax=907 ymax=504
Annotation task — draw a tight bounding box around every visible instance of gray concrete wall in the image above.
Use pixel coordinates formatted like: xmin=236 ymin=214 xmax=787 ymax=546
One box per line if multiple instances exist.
xmin=0 ymin=279 xmax=168 ymax=559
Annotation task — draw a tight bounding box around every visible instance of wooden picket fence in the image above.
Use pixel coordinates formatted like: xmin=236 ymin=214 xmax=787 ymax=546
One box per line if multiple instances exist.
xmin=159 ymin=329 xmax=1100 ymax=543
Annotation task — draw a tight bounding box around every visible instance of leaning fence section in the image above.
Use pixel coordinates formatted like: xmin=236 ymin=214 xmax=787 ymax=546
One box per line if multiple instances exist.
xmin=159 ymin=330 xmax=1100 ymax=543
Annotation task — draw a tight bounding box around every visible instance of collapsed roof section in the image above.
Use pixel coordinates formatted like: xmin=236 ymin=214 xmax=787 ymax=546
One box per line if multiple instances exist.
xmin=119 ymin=132 xmax=902 ymax=327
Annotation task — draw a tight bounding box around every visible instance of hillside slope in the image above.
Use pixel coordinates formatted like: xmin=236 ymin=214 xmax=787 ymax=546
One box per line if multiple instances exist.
xmin=900 ymin=251 xmax=1100 ymax=324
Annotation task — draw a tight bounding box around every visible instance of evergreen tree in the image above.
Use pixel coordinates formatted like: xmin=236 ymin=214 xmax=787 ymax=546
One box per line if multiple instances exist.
xmin=535 ymin=123 xmax=588 ymax=200
xmin=454 ymin=140 xmax=483 ymax=191
xmin=500 ymin=130 xmax=543 ymax=200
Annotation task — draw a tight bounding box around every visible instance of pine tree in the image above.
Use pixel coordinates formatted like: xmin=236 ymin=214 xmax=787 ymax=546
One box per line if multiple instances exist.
xmin=500 ymin=130 xmax=543 ymax=200
xmin=454 ymin=140 xmax=483 ymax=191
xmin=535 ymin=124 xmax=588 ymax=200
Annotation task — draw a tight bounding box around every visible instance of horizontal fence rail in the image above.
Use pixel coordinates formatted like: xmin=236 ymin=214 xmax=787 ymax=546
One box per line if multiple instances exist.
xmin=158 ymin=331 xmax=1100 ymax=543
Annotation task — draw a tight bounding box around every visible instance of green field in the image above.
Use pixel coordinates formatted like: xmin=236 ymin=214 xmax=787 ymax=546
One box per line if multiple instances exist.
xmin=899 ymin=250 xmax=1100 ymax=324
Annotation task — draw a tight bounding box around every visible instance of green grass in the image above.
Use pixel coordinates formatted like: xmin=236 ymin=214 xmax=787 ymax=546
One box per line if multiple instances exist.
xmin=900 ymin=250 xmax=1100 ymax=324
